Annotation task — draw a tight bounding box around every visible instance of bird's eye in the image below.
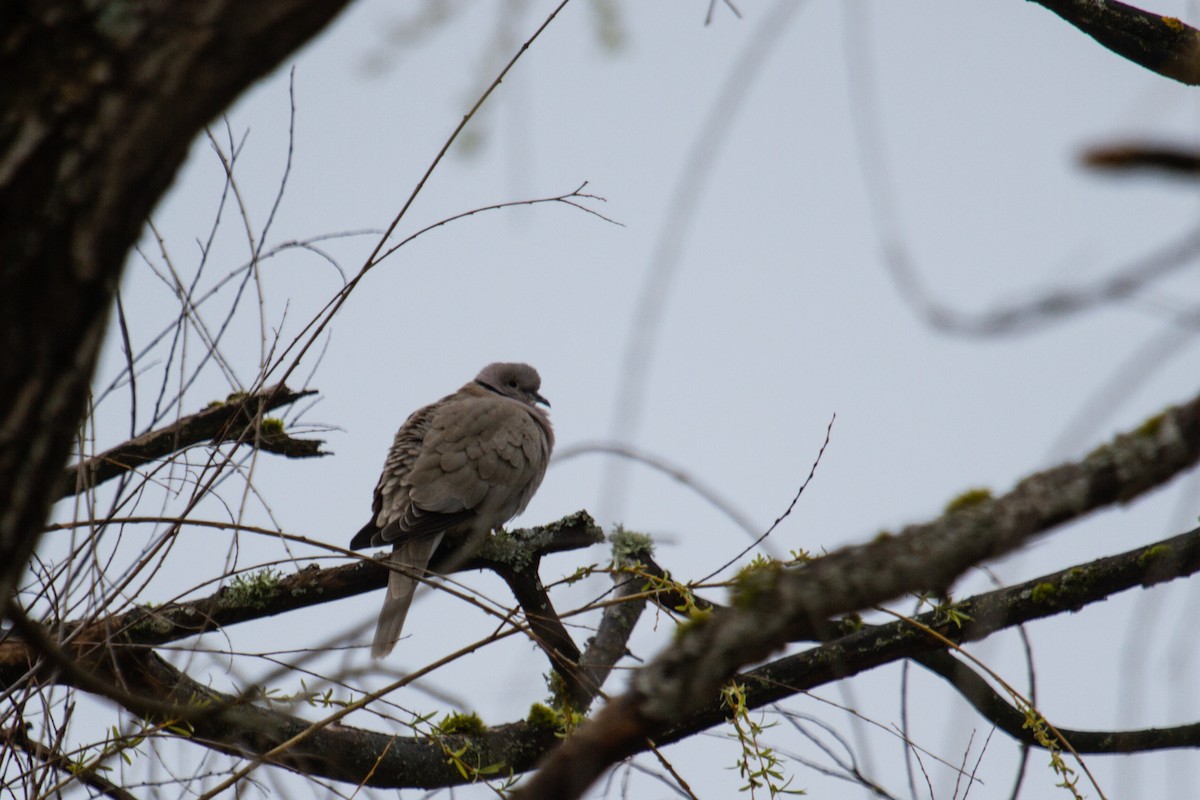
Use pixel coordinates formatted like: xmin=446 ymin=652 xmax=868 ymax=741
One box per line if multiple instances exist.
xmin=508 ymin=379 xmax=518 ymax=388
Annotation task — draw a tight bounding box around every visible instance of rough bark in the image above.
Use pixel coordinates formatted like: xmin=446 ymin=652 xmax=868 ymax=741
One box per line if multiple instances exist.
xmin=512 ymin=392 xmax=1200 ymax=799
xmin=0 ymin=0 xmax=354 ymax=613
xmin=1033 ymin=0 xmax=1200 ymax=85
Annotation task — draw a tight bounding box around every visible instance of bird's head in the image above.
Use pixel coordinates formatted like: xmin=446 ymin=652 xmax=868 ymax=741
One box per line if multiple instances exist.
xmin=476 ymin=362 xmax=550 ymax=407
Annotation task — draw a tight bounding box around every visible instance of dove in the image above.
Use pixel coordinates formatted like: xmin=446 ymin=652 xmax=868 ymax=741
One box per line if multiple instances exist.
xmin=351 ymin=362 xmax=553 ymax=657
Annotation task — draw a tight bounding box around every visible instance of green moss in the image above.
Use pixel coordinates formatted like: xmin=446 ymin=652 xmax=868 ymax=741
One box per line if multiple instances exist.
xmin=544 ymin=671 xmax=568 ymax=707
xmin=205 ymin=400 xmax=224 ymax=410
xmin=480 ymin=525 xmax=555 ymax=571
xmin=1135 ymin=412 xmax=1166 ymax=438
xmin=1162 ymin=15 xmax=1185 ymax=31
xmin=260 ymin=417 xmax=285 ymax=436
xmin=1138 ymin=544 xmax=1172 ymax=567
xmin=438 ymin=711 xmax=486 ymax=735
xmin=221 ymin=568 xmax=281 ymax=609
xmin=837 ymin=613 xmax=864 ymax=634
xmin=672 ymin=607 xmax=713 ymax=641
xmin=478 ymin=528 xmax=534 ymax=570
xmin=787 ymin=548 xmax=813 ymax=564
xmin=730 ymin=559 xmax=782 ymax=610
xmin=1064 ymin=567 xmax=1088 ymax=586
xmin=1030 ymin=583 xmax=1057 ymax=604
xmin=945 ymin=488 xmax=992 ymax=514
xmin=124 ymin=606 xmax=172 ymax=637
xmin=478 ymin=511 xmax=603 ymax=571
xmin=225 ymin=391 xmax=248 ymax=403
xmin=934 ymin=599 xmax=972 ymax=628
xmin=527 ymin=703 xmax=557 ymax=729
xmin=543 ymin=509 xmax=602 ymax=539
xmin=610 ymin=526 xmax=654 ymax=562
xmin=526 ymin=701 xmax=585 ymax=736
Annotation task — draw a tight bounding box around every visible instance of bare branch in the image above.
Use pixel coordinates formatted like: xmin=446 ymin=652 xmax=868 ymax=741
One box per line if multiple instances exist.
xmin=2 ymin=725 xmax=141 ymax=800
xmin=555 ymin=440 xmax=762 ymax=541
xmin=917 ymin=651 xmax=1200 ymax=753
xmin=58 ymin=384 xmax=324 ymax=500
xmin=576 ymin=547 xmax=655 ymax=709
xmin=1083 ymin=141 xmax=1200 ymax=177
xmin=1033 ymin=0 xmax=1200 ymax=85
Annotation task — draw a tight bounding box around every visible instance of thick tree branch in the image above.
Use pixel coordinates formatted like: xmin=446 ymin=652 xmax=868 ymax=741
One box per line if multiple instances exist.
xmin=58 ymin=384 xmax=324 ymax=499
xmin=574 ymin=569 xmax=647 ymax=705
xmin=0 ymin=0 xmax=354 ymax=622
xmin=1032 ymin=0 xmax=1200 ymax=85
xmin=494 ymin=524 xmax=1200 ymax=777
xmin=5 ymin=513 xmax=603 ymax=652
xmin=492 ymin=560 xmax=590 ymax=703
xmin=5 ymin=626 xmax=558 ymax=788
xmin=511 ymin=391 xmax=1200 ymax=799
xmin=4 ymin=522 xmax=1198 ymax=789
xmin=656 ymin=524 xmax=1200 ymax=750
xmin=0 ymin=512 xmax=605 ymax=789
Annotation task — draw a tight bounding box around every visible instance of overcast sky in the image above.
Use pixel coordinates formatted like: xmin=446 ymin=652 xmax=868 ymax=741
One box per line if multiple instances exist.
xmin=73 ymin=1 xmax=1200 ymax=797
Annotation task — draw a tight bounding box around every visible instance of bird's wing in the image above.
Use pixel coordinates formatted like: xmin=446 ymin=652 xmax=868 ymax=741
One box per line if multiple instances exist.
xmin=406 ymin=390 xmax=552 ymax=531
xmin=352 ymin=386 xmax=551 ymax=550
xmin=350 ymin=396 xmax=471 ymax=549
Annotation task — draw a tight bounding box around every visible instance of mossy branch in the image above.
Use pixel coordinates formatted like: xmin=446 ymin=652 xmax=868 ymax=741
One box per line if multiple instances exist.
xmin=60 ymin=383 xmax=325 ymax=500
xmin=512 ymin=389 xmax=1200 ymax=799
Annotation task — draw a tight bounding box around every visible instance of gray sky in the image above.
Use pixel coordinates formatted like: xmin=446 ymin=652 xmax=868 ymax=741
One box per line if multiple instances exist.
xmin=78 ymin=1 xmax=1200 ymax=797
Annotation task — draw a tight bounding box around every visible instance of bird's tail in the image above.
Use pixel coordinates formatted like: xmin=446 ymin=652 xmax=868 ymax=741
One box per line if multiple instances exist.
xmin=371 ymin=533 xmax=443 ymax=658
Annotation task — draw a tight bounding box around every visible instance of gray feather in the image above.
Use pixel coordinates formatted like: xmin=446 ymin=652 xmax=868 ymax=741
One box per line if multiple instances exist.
xmin=351 ymin=363 xmax=553 ymax=657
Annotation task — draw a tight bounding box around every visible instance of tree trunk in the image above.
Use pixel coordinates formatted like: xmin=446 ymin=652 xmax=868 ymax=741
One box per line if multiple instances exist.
xmin=0 ymin=0 xmax=353 ymax=609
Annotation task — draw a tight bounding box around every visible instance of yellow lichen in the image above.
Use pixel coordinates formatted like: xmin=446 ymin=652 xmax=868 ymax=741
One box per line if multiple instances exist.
xmin=1030 ymin=583 xmax=1057 ymax=604
xmin=1138 ymin=544 xmax=1171 ymax=567
xmin=945 ymin=487 xmax=993 ymax=514
xmin=1135 ymin=412 xmax=1166 ymax=438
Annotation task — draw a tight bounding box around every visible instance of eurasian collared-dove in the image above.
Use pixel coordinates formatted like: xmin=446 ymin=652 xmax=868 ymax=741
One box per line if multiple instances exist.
xmin=350 ymin=362 xmax=554 ymax=657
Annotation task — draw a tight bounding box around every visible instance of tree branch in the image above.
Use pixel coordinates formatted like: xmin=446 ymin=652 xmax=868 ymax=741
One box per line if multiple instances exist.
xmin=658 ymin=524 xmax=1200 ymax=747
xmin=5 ymin=522 xmax=1199 ymax=789
xmin=1032 ymin=0 xmax=1200 ymax=85
xmin=6 ymin=513 xmax=604 ymax=652
xmin=3 ymin=724 xmax=141 ymax=800
xmin=511 ymin=390 xmax=1200 ymax=799
xmin=502 ymin=522 xmax=1200 ymax=780
xmin=58 ymin=384 xmax=324 ymax=499
xmin=575 ymin=565 xmax=648 ymax=709
xmin=0 ymin=0 xmax=354 ymax=623
xmin=916 ymin=650 xmax=1200 ymax=753
xmin=1083 ymin=141 xmax=1200 ymax=177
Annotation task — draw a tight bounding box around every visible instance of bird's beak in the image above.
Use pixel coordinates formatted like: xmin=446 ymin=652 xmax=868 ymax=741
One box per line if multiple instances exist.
xmin=534 ymin=392 xmax=550 ymax=407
